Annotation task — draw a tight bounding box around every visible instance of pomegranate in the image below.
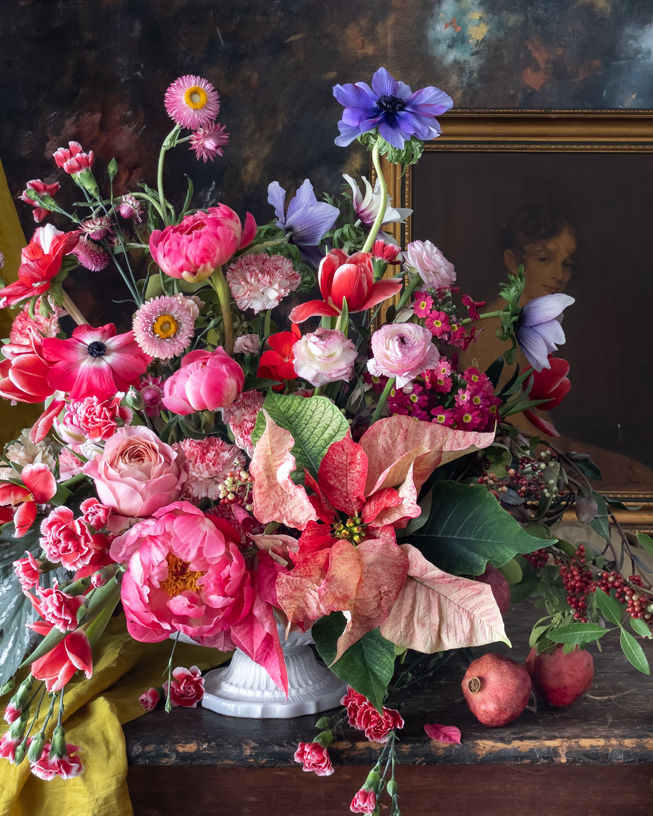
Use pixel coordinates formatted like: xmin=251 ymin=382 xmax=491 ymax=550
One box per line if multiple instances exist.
xmin=462 ymin=653 xmax=531 ymax=727
xmin=526 ymin=645 xmax=594 ymax=707
xmin=476 ymin=565 xmax=511 ymax=613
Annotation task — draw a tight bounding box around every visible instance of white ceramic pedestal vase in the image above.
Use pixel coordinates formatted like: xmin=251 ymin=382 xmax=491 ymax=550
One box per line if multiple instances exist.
xmin=202 ymin=626 xmax=346 ymax=718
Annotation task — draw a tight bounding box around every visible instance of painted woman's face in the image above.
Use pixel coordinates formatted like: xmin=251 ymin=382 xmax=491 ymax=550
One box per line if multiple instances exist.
xmin=504 ymin=225 xmax=577 ymax=301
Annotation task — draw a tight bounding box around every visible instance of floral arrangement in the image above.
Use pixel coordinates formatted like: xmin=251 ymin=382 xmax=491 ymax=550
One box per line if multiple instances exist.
xmin=0 ymin=67 xmax=652 ymax=811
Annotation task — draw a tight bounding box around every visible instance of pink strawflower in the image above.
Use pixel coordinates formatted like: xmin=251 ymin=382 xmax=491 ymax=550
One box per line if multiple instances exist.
xmin=62 ymin=395 xmax=132 ymax=442
xmin=226 ymin=254 xmax=301 ymax=314
xmin=13 ymin=552 xmax=42 ymax=592
xmin=80 ymin=498 xmax=111 ymax=530
xmin=119 ymin=194 xmax=143 ymax=222
xmin=350 ymin=790 xmax=377 ymax=814
xmin=72 ymin=236 xmax=110 ymax=271
xmin=9 ymin=302 xmax=61 ymax=344
xmin=132 ymin=295 xmax=195 ymax=360
xmin=30 ymin=741 xmax=83 ymax=781
xmin=405 ymin=239 xmax=456 ymax=290
xmin=80 ymin=215 xmax=112 ymax=241
xmin=42 ymin=323 xmax=150 ymax=401
xmin=138 ymin=374 xmax=165 ymax=417
xmin=222 ymin=390 xmax=265 ymax=456
xmin=367 ymin=323 xmax=440 ymax=388
xmin=173 ymin=437 xmax=245 ymax=500
xmin=32 ymin=585 xmax=85 ymax=632
xmin=164 ymin=75 xmax=220 ymax=130
xmin=40 ymin=507 xmax=94 ymax=570
xmin=20 ymin=179 xmax=61 ymax=223
xmin=53 ymin=141 xmax=94 ymax=176
xmin=163 ymin=666 xmax=205 ymax=708
xmin=189 ymin=122 xmax=229 ymax=162
xmin=139 ymin=688 xmax=161 ymax=712
xmin=233 ymin=334 xmax=261 ymax=355
xmin=293 ymin=742 xmax=334 ymax=777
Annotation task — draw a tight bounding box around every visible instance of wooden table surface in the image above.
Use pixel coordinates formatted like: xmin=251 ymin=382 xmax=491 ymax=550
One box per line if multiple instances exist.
xmin=124 ymin=604 xmax=653 ymax=816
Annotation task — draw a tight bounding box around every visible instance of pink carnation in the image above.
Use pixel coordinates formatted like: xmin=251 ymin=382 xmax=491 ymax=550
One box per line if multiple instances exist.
xmin=353 ymin=702 xmax=404 ymax=744
xmin=293 ymin=742 xmax=334 ymax=777
xmin=20 ymin=179 xmax=61 ymax=223
xmin=53 ymin=141 xmax=94 ymax=176
xmin=226 ymin=254 xmax=301 ymax=314
xmin=3 ymin=702 xmax=22 ymax=725
xmin=9 ymin=302 xmax=61 ymax=344
xmin=163 ymin=666 xmax=205 ymax=708
xmin=114 ymin=502 xmax=253 ymax=642
xmin=350 ymin=790 xmax=377 ymax=814
xmin=233 ymin=334 xmax=260 ymax=355
xmin=222 ymin=390 xmax=265 ymax=457
xmin=139 ymin=687 xmax=161 ymax=712
xmin=405 ymin=240 xmax=456 ymax=290
xmin=61 ymin=395 xmax=132 ymax=442
xmin=40 ymin=507 xmax=94 ymax=570
xmin=367 ymin=323 xmax=440 ymax=388
xmin=13 ymin=551 xmax=43 ymax=592
xmin=58 ymin=448 xmax=85 ymax=481
xmin=30 ymin=741 xmax=84 ymax=781
xmin=0 ymin=732 xmax=20 ymax=762
xmin=173 ymin=437 xmax=245 ymax=500
xmin=32 ymin=585 xmax=85 ymax=632
xmin=80 ymin=498 xmax=111 ymax=530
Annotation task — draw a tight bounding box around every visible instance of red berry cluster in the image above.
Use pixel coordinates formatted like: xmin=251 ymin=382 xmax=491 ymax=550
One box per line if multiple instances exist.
xmin=597 ymin=572 xmax=653 ymax=629
xmin=558 ymin=545 xmax=594 ymax=622
xmin=524 ymin=549 xmax=549 ymax=570
xmin=477 ymin=450 xmax=562 ymax=507
xmin=217 ymin=469 xmax=254 ymax=512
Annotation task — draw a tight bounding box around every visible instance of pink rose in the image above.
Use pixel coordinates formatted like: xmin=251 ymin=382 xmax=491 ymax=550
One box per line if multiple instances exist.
xmin=30 ymin=741 xmax=83 ymax=780
xmin=149 ymin=205 xmax=256 ymax=283
xmin=139 ymin=687 xmax=161 ymax=712
xmin=32 ymin=586 xmax=85 ymax=632
xmin=40 ymin=507 xmax=94 ymax=570
xmin=292 ymin=328 xmax=357 ymax=387
xmin=350 ymin=790 xmax=377 ymax=814
xmin=13 ymin=552 xmax=42 ymax=592
xmin=293 ymin=742 xmax=334 ymax=777
xmin=83 ymin=426 xmax=188 ymax=518
xmin=163 ymin=666 xmax=205 ymax=708
xmin=405 ymin=240 xmax=456 ymax=290
xmin=367 ymin=323 xmax=440 ymax=387
xmin=162 ymin=348 xmax=244 ymax=415
xmin=116 ymin=502 xmax=253 ymax=642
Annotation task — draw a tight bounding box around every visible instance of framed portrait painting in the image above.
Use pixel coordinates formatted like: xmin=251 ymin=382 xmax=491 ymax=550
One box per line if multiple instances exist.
xmin=381 ymin=111 xmax=653 ymax=528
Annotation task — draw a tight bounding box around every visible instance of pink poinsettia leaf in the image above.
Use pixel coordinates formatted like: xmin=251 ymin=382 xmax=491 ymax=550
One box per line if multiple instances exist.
xmin=379 ymin=544 xmax=508 ymax=653
xmin=250 ymin=412 xmax=318 ymax=530
xmin=303 ymin=468 xmax=337 ymax=523
xmin=360 ymin=487 xmax=402 ymax=524
xmin=230 ymin=593 xmax=288 ymax=695
xmin=317 ymin=433 xmax=368 ymax=517
xmin=424 ymin=724 xmax=462 ymax=745
xmin=368 ymin=462 xmax=421 ymax=529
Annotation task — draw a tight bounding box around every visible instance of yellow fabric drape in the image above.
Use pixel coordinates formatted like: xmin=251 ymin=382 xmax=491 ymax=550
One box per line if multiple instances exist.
xmin=0 ymin=616 xmax=229 ymax=816
xmin=0 ymin=160 xmax=42 ymax=444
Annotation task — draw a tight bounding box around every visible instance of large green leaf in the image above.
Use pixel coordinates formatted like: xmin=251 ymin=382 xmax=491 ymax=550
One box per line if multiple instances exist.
xmin=409 ymin=482 xmax=548 ymax=576
xmin=251 ymin=394 xmax=349 ymax=478
xmin=313 ymin=612 xmax=396 ymax=712
xmin=0 ymin=524 xmax=61 ymax=687
xmin=620 ymin=628 xmax=650 ymax=675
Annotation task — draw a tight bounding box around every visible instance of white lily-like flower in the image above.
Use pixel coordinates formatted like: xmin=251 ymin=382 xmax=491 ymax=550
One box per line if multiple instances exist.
xmin=343 ymin=174 xmax=412 ymax=227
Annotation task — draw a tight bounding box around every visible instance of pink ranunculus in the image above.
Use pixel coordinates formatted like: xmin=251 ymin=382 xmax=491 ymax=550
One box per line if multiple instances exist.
xmin=163 ymin=666 xmax=205 ymax=708
xmin=292 ymin=327 xmax=357 ymax=387
xmin=293 ymin=742 xmax=334 ymax=777
xmin=43 ymin=324 xmax=150 ymax=401
xmin=30 ymin=585 xmax=85 ymax=632
xmin=350 ymin=790 xmax=377 ymax=815
xmin=367 ymin=323 xmax=440 ymax=388
xmin=40 ymin=507 xmax=94 ymax=569
xmin=149 ymin=205 xmax=256 ymax=283
xmin=83 ymin=426 xmax=188 ymax=519
xmin=139 ymin=688 xmax=161 ymax=712
xmin=31 ymin=629 xmax=93 ymax=692
xmin=30 ymin=741 xmax=84 ymax=780
xmin=405 ymin=239 xmax=456 ymax=290
xmin=162 ymin=348 xmax=244 ymax=415
xmin=116 ymin=502 xmax=253 ymax=641
xmin=13 ymin=552 xmax=43 ymax=592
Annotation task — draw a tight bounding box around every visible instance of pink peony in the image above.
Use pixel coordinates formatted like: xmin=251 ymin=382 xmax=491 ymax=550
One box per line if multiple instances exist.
xmin=139 ymin=688 xmax=161 ymax=712
xmin=226 ymin=253 xmax=301 ymax=314
xmin=61 ymin=395 xmax=132 ymax=442
xmin=292 ymin=328 xmax=357 ymax=387
xmin=39 ymin=507 xmax=94 ymax=570
xmin=405 ymin=240 xmax=456 ymax=290
xmin=162 ymin=348 xmax=244 ymax=415
xmin=83 ymin=426 xmax=188 ymax=519
xmin=20 ymin=179 xmax=61 ymax=223
xmin=13 ymin=552 xmax=43 ymax=592
xmin=233 ymin=334 xmax=260 ymax=355
xmin=367 ymin=323 xmax=440 ymax=387
xmin=222 ymin=390 xmax=265 ymax=457
xmin=173 ymin=437 xmax=245 ymax=500
xmin=30 ymin=741 xmax=84 ymax=780
xmin=31 ymin=585 xmax=85 ymax=632
xmin=43 ymin=323 xmax=150 ymax=401
xmin=114 ymin=502 xmax=253 ymax=641
xmin=350 ymin=790 xmax=377 ymax=814
xmin=293 ymin=742 xmax=334 ymax=777
xmin=150 ymin=205 xmax=256 ymax=283
xmin=163 ymin=666 xmax=205 ymax=708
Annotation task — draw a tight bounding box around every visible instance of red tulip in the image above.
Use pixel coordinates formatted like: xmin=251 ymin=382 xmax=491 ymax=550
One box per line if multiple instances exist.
xmin=0 ymin=331 xmax=56 ymax=404
xmin=523 ymin=356 xmax=571 ymax=437
xmin=30 ymin=629 xmax=93 ymax=692
xmin=0 ymin=463 xmax=57 ymax=537
xmin=289 ymin=249 xmax=402 ymax=323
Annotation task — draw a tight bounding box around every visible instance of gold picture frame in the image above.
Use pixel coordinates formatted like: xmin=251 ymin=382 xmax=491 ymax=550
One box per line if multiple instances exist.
xmin=379 ymin=111 xmax=653 ymax=530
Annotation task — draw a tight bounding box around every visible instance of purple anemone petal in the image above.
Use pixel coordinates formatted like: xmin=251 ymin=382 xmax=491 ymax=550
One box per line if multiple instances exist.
xmin=517 ymin=325 xmax=550 ymax=371
xmin=540 ymin=319 xmax=566 ymax=352
xmin=407 ymin=86 xmax=454 ymax=114
xmin=342 ymin=105 xmax=381 ymax=127
xmin=395 ymin=111 xmax=435 ymax=141
xmin=333 ymin=81 xmax=377 ymax=109
xmin=267 ymin=182 xmax=287 ymax=227
xmin=335 ymin=121 xmax=366 ymax=147
xmin=521 ymin=294 xmax=575 ymax=326
xmin=377 ymin=119 xmax=407 ymax=149
xmin=286 ymin=200 xmax=339 ymax=247
xmin=286 ymin=179 xmax=318 ymax=221
xmin=371 ymin=67 xmax=404 ymax=99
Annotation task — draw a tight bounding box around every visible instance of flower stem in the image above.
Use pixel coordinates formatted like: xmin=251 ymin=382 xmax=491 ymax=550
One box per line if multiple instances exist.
xmin=396 ymin=274 xmax=422 ymax=312
xmin=157 ymin=126 xmax=181 ymax=227
xmin=461 ymin=309 xmax=503 ymax=325
xmin=61 ymin=291 xmax=89 ymax=326
xmin=371 ymin=376 xmax=395 ymax=423
xmin=210 ymin=267 xmax=234 ymax=355
xmin=361 ymin=140 xmax=387 ymax=254
xmin=163 ymin=633 xmax=180 ymax=714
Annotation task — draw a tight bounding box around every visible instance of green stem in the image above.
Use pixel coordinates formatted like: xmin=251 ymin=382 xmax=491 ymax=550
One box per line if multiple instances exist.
xmin=209 ymin=267 xmax=234 ymax=355
xmin=164 ymin=633 xmax=180 ymax=714
xmin=396 ymin=274 xmax=422 ymax=312
xmin=157 ymin=126 xmax=181 ymax=226
xmin=461 ymin=309 xmax=503 ymax=325
xmin=371 ymin=376 xmax=395 ymax=423
xmin=263 ymin=309 xmax=272 ymax=338
xmin=361 ymin=140 xmax=387 ymax=254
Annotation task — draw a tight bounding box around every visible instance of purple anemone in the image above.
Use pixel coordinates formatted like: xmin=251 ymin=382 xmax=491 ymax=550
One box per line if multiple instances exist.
xmin=516 ymin=294 xmax=575 ymax=371
xmin=268 ymin=179 xmax=339 ymax=267
xmin=333 ymin=67 xmax=453 ymax=149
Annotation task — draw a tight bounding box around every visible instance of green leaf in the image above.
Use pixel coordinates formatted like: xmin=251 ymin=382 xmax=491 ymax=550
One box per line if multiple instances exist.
xmin=498 ymin=558 xmax=523 ymax=585
xmin=620 ymin=628 xmax=650 ymax=675
xmin=251 ymin=394 xmax=349 ymax=478
xmin=636 ymin=533 xmax=653 ymax=559
xmin=594 ymin=588 xmax=624 ymax=626
xmin=548 ymin=623 xmax=610 ymax=645
xmin=629 ymin=617 xmax=652 ymax=639
xmin=568 ymin=455 xmax=602 ymax=481
xmin=312 ymin=613 xmax=396 ymax=712
xmin=588 ymin=492 xmax=610 ymax=540
xmin=410 ymin=482 xmax=550 ymax=576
